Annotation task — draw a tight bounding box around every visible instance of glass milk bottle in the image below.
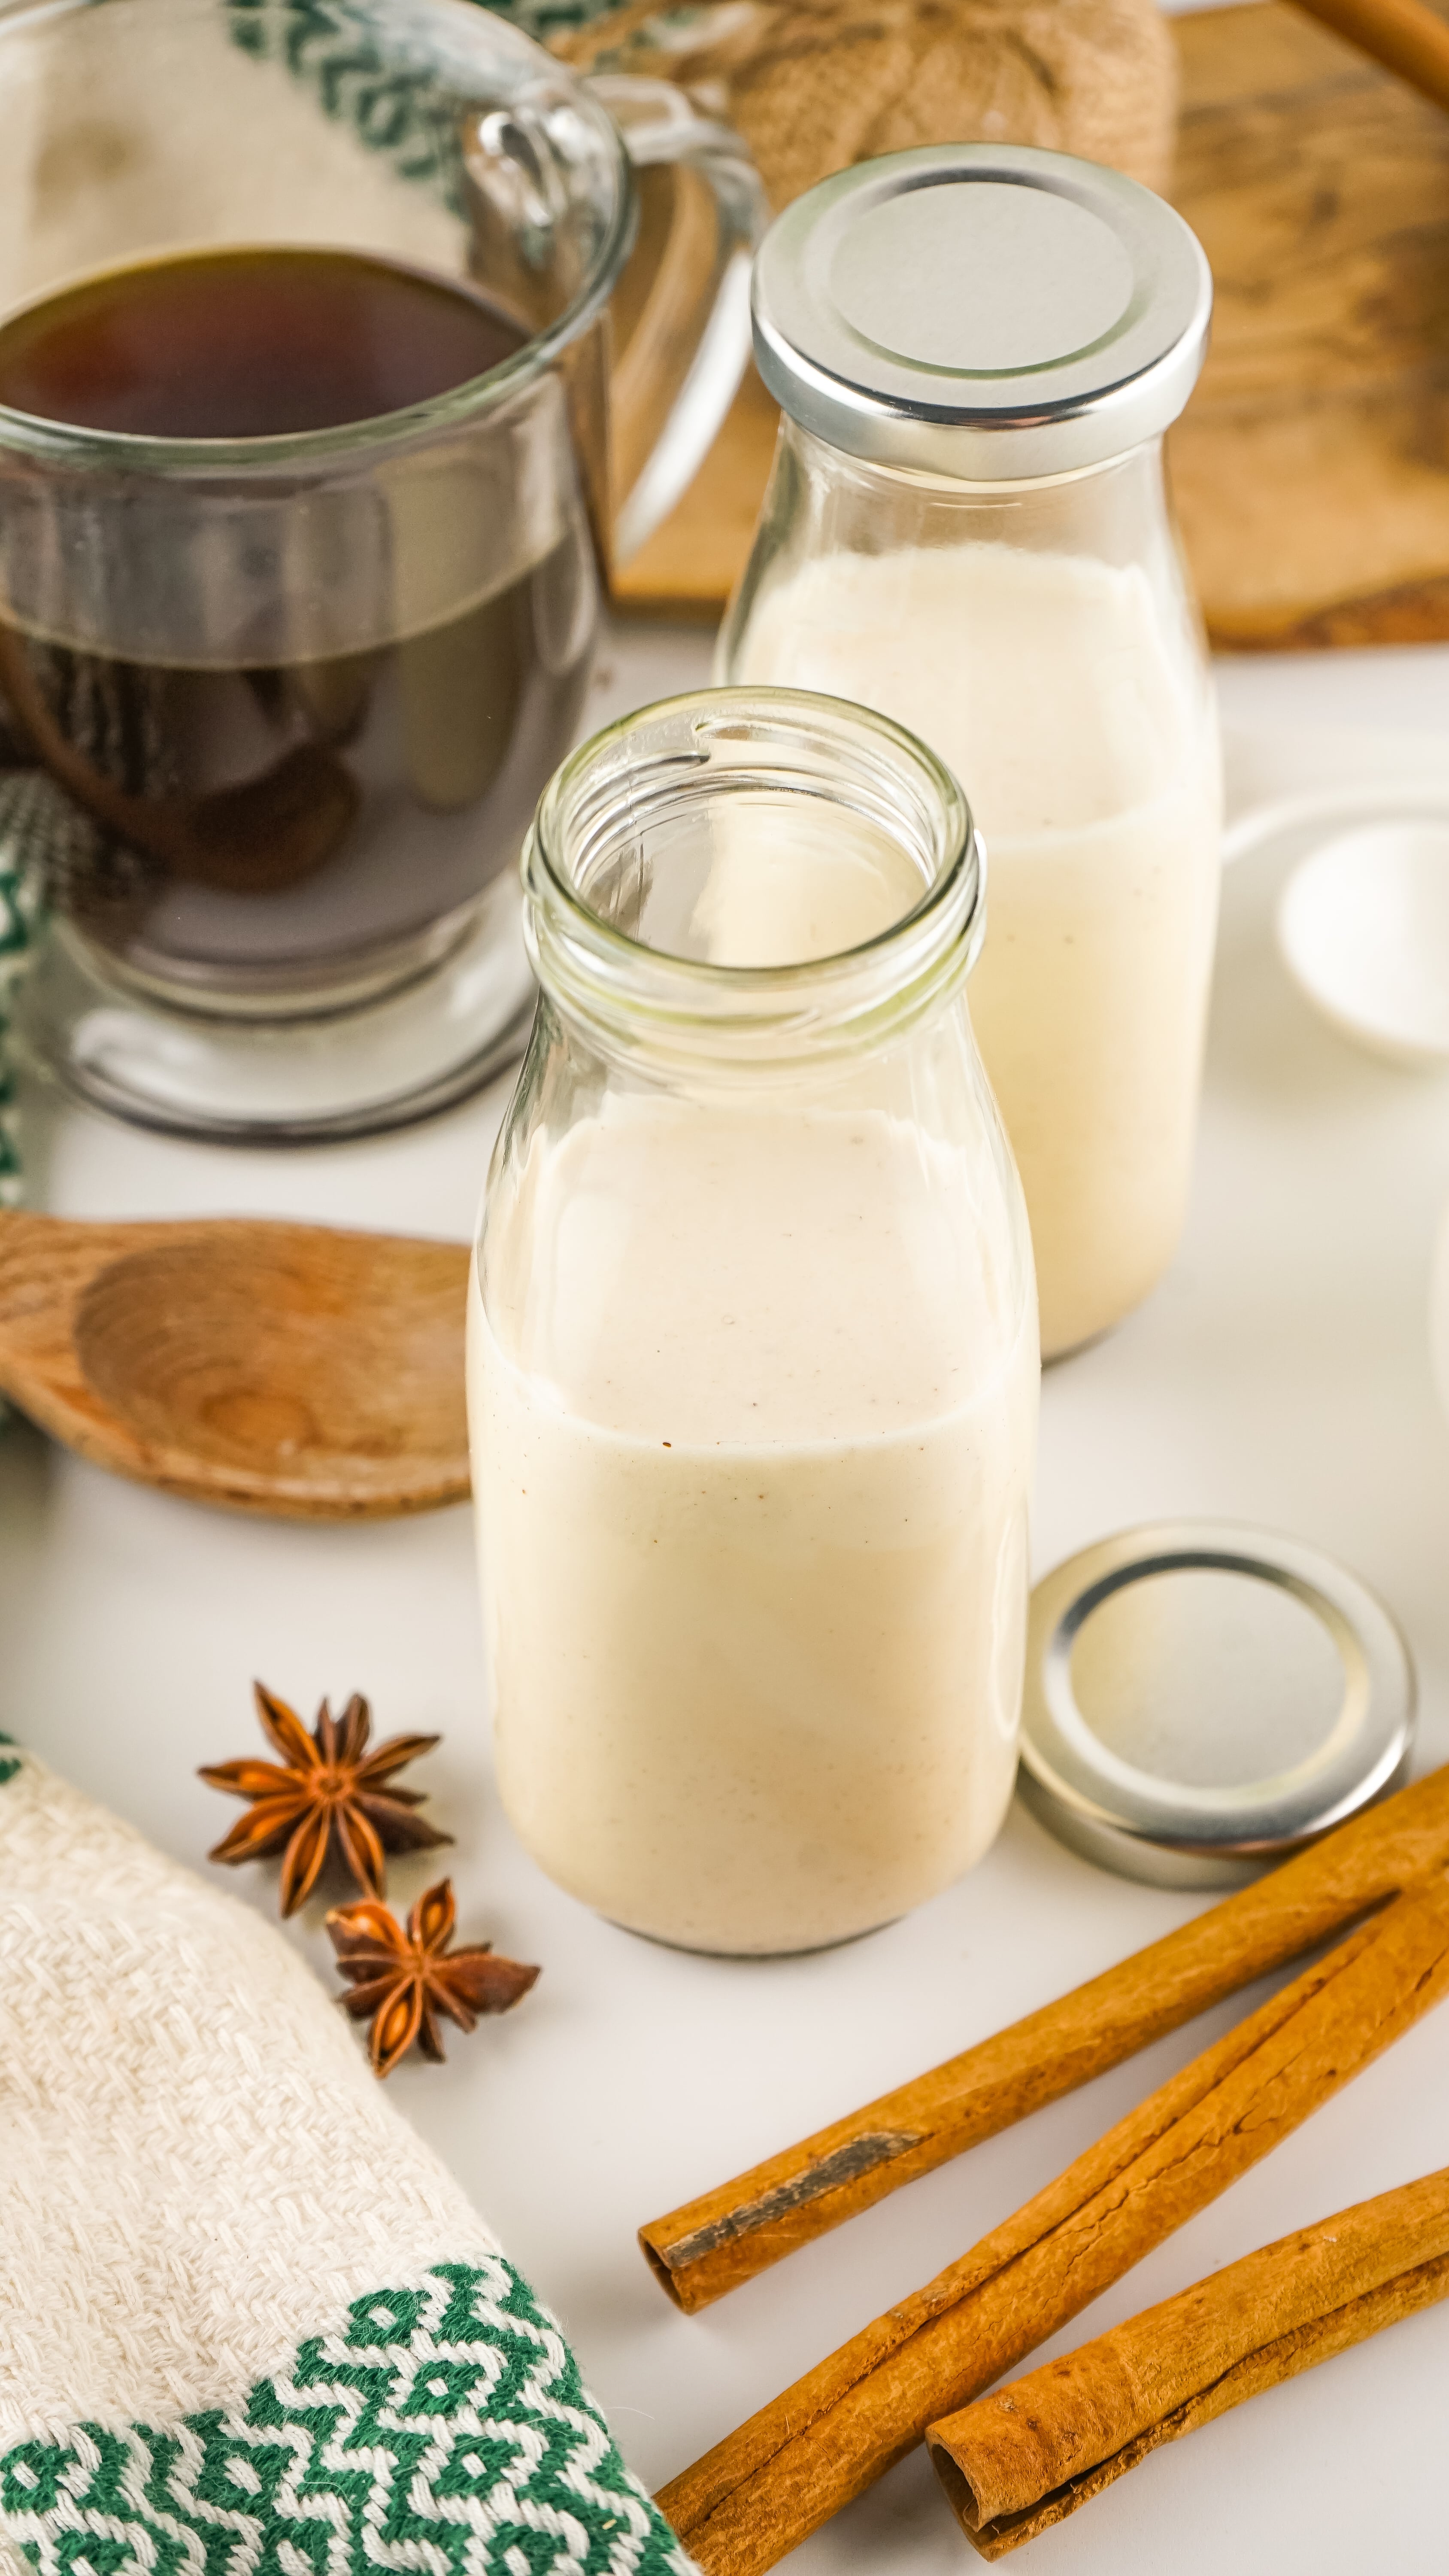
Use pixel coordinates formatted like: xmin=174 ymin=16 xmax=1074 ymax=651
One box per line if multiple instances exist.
xmin=722 ymin=146 xmax=1222 ymax=1359
xmin=469 ymin=689 xmax=1037 ymax=1955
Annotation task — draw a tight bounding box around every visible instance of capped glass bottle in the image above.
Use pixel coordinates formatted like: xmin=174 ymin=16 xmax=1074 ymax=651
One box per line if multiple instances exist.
xmin=722 ymin=145 xmax=1222 ymax=1359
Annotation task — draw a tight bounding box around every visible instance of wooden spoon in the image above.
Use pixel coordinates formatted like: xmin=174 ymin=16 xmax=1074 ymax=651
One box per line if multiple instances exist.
xmin=1292 ymin=0 xmax=1449 ymax=118
xmin=0 ymin=1212 xmax=471 ymax=1519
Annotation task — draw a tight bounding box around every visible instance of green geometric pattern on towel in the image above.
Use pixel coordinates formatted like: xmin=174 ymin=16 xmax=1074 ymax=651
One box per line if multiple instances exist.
xmin=0 ymin=789 xmax=48 ymax=1215
xmin=222 ymin=0 xmax=631 ymax=192
xmin=0 ymin=2263 xmax=694 ymax=2576
xmin=224 ymin=0 xmax=468 ymax=213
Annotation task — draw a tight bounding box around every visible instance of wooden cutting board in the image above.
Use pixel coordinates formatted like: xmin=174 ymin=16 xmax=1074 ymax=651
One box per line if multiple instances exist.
xmin=614 ymin=0 xmax=1449 ymax=648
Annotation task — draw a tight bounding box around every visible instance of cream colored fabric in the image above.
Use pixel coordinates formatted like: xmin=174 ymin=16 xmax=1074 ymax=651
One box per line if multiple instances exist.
xmin=0 ymin=1751 xmax=499 ymax=2439
xmin=0 ymin=4 xmax=464 ymax=317
xmin=0 ymin=1744 xmax=694 ymax=2576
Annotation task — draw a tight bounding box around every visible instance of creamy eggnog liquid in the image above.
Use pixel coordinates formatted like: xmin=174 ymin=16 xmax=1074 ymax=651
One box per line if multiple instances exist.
xmin=472 ymin=1100 xmax=1036 ymax=1955
xmin=732 ymin=545 xmax=1222 ymax=1356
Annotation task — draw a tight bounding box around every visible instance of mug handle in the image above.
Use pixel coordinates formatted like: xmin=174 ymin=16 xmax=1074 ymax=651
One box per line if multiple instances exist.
xmin=585 ymin=74 xmax=767 ymax=562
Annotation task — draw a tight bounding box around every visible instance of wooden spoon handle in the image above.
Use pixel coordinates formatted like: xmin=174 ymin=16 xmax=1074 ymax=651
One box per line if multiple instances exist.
xmin=1291 ymin=0 xmax=1449 ymax=115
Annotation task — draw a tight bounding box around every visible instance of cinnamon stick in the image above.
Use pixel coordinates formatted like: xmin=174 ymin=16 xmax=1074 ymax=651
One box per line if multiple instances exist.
xmin=641 ymin=1763 xmax=1449 ymax=2312
xmin=656 ymin=1865 xmax=1449 ymax=2576
xmin=928 ymin=2166 xmax=1449 ymax=2556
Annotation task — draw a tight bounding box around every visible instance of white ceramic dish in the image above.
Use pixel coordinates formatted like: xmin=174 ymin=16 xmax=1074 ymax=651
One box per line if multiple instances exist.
xmin=1275 ymin=820 xmax=1449 ymax=1069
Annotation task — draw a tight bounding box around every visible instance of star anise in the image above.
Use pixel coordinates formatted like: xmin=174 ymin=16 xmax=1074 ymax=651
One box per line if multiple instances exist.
xmin=200 ymin=1682 xmax=451 ymax=1916
xmin=327 ymin=1879 xmax=540 ymax=2077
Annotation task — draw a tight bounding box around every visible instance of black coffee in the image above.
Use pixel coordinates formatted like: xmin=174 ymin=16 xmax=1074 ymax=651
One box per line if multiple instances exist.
xmin=0 ymin=247 xmax=594 ymax=1004
xmin=0 ymin=243 xmax=528 ymax=438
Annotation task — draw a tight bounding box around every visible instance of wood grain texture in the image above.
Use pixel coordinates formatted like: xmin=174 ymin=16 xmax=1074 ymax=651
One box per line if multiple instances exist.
xmin=656 ymin=1872 xmax=1449 ymax=2576
xmin=0 ymin=1213 xmax=470 ymax=1519
xmin=639 ymin=1759 xmax=1449 ymax=2310
xmin=1171 ymin=0 xmax=1449 ymax=646
xmin=928 ymin=2165 xmax=1449 ymax=2555
xmin=615 ymin=2 xmax=1449 ymax=648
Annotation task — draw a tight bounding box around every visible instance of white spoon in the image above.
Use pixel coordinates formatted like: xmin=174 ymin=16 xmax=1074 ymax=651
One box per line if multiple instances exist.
xmin=1276 ymin=820 xmax=1449 ymax=1070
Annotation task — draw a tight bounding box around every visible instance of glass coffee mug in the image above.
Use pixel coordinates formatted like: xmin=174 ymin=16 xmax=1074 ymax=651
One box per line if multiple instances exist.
xmin=0 ymin=0 xmax=763 ymax=1138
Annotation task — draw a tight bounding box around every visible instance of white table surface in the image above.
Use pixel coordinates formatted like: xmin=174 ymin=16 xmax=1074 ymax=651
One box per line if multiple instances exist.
xmin=4 ymin=623 xmax=1449 ymax=2576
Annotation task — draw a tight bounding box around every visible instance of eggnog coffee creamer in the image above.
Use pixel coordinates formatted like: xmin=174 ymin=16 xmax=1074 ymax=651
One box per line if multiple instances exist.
xmin=734 ymin=543 xmax=1222 ymax=1356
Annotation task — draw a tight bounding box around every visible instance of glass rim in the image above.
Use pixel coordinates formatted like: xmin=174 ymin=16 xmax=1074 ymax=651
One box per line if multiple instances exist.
xmin=524 ymin=683 xmax=982 ymax=1037
xmin=0 ymin=0 xmax=635 ymax=476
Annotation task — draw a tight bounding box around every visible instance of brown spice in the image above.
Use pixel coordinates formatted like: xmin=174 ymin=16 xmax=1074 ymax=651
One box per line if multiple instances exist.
xmin=655 ymin=1866 xmax=1449 ymax=2576
xmin=200 ymin=1680 xmax=450 ymax=1916
xmin=640 ymin=1760 xmax=1449 ymax=2312
xmin=928 ymin=2166 xmax=1449 ymax=2555
xmin=327 ymin=1878 xmax=540 ymax=2078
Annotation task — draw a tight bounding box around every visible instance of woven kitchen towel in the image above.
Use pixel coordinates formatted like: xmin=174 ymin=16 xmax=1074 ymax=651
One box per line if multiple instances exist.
xmin=553 ymin=0 xmax=1178 ymax=215
xmin=0 ymin=1737 xmax=694 ymax=2576
xmin=0 ymin=762 xmax=53 ymax=1214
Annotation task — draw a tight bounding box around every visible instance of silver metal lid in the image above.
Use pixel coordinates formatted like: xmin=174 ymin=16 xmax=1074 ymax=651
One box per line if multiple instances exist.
xmin=1018 ymin=1523 xmax=1416 ymax=1890
xmin=752 ymin=144 xmax=1212 ymax=480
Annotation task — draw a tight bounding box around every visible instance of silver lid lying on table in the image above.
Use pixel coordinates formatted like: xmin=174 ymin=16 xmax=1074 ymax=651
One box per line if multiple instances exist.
xmin=1018 ymin=1522 xmax=1416 ymax=1889
xmin=751 ymin=142 xmax=1213 ymax=479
